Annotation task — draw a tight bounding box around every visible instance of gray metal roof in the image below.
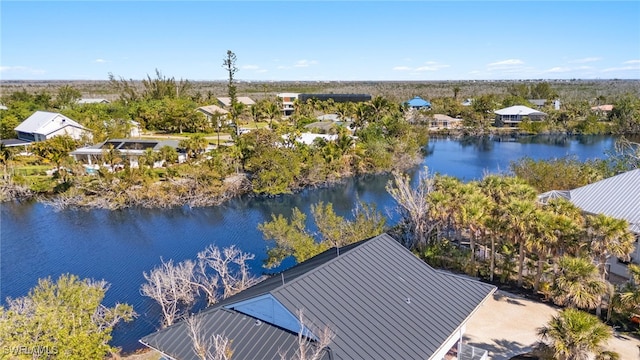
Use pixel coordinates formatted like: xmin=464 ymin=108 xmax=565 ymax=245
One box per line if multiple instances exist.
xmin=141 ymin=234 xmax=496 ymax=360
xmin=141 ymin=309 xmax=321 ymax=360
xmin=566 ymin=169 xmax=640 ymax=233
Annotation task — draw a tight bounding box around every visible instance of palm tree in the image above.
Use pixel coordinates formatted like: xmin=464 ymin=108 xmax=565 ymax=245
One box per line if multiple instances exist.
xmin=0 ymin=144 xmax=13 ymax=180
xmin=586 ymin=214 xmax=635 ymax=281
xmin=249 ymin=101 xmax=264 ymax=129
xmin=456 ymin=183 xmax=491 ymax=269
xmin=505 ymin=198 xmax=536 ymax=287
xmin=536 ymin=308 xmax=616 ymax=360
xmin=263 ymin=101 xmax=281 ymax=130
xmin=527 ymin=209 xmax=559 ymax=292
xmin=552 ymin=255 xmax=607 ymax=310
xmin=369 ymin=95 xmax=390 ymax=123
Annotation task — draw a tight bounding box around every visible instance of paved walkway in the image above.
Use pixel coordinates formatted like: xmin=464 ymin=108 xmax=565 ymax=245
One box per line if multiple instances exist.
xmin=464 ymin=290 xmax=640 ymax=360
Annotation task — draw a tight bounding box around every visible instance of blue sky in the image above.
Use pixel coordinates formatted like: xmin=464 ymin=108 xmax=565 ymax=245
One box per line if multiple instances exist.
xmin=1 ymin=1 xmax=639 ymax=81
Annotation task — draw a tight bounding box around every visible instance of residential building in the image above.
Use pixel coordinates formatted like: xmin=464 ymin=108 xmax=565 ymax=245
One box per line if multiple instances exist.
xmin=591 ymin=104 xmax=614 ymax=112
xmin=528 ymin=99 xmax=561 ymax=110
xmin=71 ymin=139 xmax=184 ymax=168
xmin=77 ymin=98 xmax=110 ymax=104
xmin=405 ymin=96 xmax=432 ymax=110
xmin=216 ymin=96 xmax=255 ymax=108
xmin=298 ymin=93 xmax=372 ymax=104
xmin=196 ymin=105 xmax=229 ymax=126
xmin=14 ymin=111 xmax=92 ymax=142
xmin=429 ymin=114 xmax=463 ymax=130
xmin=140 ymin=233 xmax=496 ymax=360
xmin=277 ymin=93 xmax=300 ymax=116
xmin=538 ymin=169 xmax=640 ymax=279
xmin=494 ymin=105 xmax=547 ymax=127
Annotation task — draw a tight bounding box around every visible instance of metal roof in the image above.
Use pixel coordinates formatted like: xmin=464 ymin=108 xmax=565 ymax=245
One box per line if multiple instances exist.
xmin=14 ymin=111 xmax=87 ymax=135
xmin=141 ymin=309 xmax=321 ymax=360
xmin=494 ymin=105 xmax=546 ymax=116
xmin=141 ymin=234 xmax=496 ymax=360
xmin=406 ymin=96 xmax=431 ymax=107
xmin=566 ymin=169 xmax=640 ymax=233
xmin=216 ymin=97 xmax=255 ymax=107
xmin=196 ymin=105 xmax=229 ymax=116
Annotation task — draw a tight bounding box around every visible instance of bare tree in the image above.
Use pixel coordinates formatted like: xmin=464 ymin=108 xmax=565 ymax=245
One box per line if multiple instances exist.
xmin=186 ymin=314 xmax=234 ymax=360
xmin=280 ymin=310 xmax=335 ymax=360
xmin=142 ymin=245 xmax=262 ymax=327
xmin=197 ymin=245 xmax=261 ymax=300
xmin=386 ymin=167 xmax=436 ymax=249
xmin=140 ymin=259 xmax=197 ymax=327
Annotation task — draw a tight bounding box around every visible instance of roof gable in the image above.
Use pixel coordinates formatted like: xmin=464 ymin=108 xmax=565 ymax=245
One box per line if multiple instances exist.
xmin=494 ymin=105 xmax=546 ymax=116
xmin=14 ymin=111 xmax=86 ymax=135
xmin=406 ymin=96 xmax=431 ymax=107
xmin=141 ymin=234 xmax=495 ymax=359
xmin=271 ymin=234 xmax=495 ymax=359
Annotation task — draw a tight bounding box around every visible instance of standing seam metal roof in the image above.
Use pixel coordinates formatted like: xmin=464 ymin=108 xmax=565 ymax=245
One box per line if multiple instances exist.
xmin=141 ymin=234 xmax=496 ymax=360
xmin=568 ymin=169 xmax=640 ymax=233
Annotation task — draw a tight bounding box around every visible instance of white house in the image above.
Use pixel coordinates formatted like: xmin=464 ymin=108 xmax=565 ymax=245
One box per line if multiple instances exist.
xmin=494 ymin=105 xmax=546 ymax=127
xmin=14 ymin=111 xmax=92 ymax=142
xmin=277 ymin=92 xmax=300 ymax=116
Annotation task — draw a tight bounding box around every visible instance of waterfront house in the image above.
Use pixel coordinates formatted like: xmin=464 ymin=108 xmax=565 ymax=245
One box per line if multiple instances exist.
xmin=538 ymin=169 xmax=640 ymax=279
xmin=405 ymin=96 xmax=432 ymax=110
xmin=140 ymin=233 xmax=496 ymax=360
xmin=494 ymin=105 xmax=547 ymax=127
xmin=71 ymin=139 xmax=184 ymax=168
xmin=430 ymin=114 xmax=463 ymax=130
xmin=14 ymin=111 xmax=92 ymax=142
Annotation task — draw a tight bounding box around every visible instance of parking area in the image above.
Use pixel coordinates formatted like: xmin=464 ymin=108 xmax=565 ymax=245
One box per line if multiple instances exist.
xmin=463 ymin=290 xmax=640 ymax=360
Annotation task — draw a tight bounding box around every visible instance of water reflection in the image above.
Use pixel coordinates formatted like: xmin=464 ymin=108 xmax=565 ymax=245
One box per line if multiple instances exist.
xmin=0 ymin=135 xmax=621 ymax=352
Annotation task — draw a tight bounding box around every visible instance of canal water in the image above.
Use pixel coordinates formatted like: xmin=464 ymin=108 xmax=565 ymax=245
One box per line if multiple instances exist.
xmin=0 ymin=134 xmax=619 ymax=352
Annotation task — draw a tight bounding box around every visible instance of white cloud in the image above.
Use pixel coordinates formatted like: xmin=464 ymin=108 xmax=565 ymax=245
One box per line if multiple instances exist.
xmin=544 ymin=67 xmax=571 ymax=73
xmin=488 ymin=59 xmax=524 ymax=67
xmin=393 ymin=62 xmax=449 ymax=72
xmin=568 ymin=57 xmax=601 ymax=64
xmin=602 ymin=65 xmax=640 ymax=72
xmin=623 ymin=59 xmax=640 ymax=64
xmin=93 ymin=58 xmax=108 ymax=63
xmin=242 ymin=65 xmax=260 ymax=70
xmin=256 ymin=69 xmax=268 ymax=73
xmin=415 ymin=63 xmax=450 ymax=72
xmin=294 ymin=60 xmax=318 ymax=68
xmin=0 ymin=65 xmax=45 ymax=75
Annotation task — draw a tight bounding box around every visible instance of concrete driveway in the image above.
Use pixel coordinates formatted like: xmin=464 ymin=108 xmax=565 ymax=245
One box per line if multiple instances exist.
xmin=463 ymin=290 xmax=640 ymax=360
